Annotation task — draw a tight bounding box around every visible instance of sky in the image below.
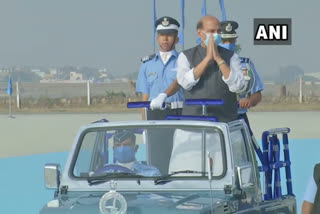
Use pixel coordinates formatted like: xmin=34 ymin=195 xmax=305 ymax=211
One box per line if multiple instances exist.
xmin=0 ymin=0 xmax=319 ymax=79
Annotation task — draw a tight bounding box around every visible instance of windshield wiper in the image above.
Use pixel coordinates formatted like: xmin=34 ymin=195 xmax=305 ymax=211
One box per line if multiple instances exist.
xmin=154 ymin=170 xmax=207 ymax=185
xmin=87 ymin=172 xmax=145 ymax=186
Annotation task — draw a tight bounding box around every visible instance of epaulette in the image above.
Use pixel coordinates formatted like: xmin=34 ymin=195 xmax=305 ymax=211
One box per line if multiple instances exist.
xmin=240 ymin=57 xmax=250 ymax=64
xmin=141 ymin=54 xmax=156 ymax=63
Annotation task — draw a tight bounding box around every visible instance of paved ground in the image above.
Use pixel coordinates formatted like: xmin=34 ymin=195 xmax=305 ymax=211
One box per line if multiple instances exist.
xmin=0 ymin=112 xmax=319 ymax=158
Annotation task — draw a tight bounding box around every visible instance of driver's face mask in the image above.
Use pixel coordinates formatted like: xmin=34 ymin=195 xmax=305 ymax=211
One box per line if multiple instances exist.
xmin=114 ymin=145 xmax=135 ymax=163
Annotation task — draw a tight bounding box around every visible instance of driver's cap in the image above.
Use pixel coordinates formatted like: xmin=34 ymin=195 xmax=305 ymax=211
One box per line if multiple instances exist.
xmin=113 ymin=130 xmax=135 ymax=143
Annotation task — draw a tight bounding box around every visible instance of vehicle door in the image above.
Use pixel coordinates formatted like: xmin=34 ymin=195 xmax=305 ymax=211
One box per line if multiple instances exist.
xmin=229 ymin=121 xmax=262 ymax=214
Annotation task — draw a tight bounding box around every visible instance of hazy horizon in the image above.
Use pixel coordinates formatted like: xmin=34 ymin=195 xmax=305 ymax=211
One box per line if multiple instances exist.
xmin=0 ymin=0 xmax=318 ymax=78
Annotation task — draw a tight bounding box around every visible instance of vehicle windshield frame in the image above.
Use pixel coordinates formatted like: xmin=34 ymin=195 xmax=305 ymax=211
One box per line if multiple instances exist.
xmin=68 ymin=123 xmax=227 ymax=181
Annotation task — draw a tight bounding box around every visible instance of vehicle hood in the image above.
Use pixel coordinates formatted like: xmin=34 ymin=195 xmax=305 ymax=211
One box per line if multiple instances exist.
xmin=40 ymin=190 xmax=230 ymax=214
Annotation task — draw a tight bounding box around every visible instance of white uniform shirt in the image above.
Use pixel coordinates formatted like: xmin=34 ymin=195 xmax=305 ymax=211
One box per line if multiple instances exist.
xmin=176 ymin=52 xmax=245 ymax=92
xmin=304 ymin=176 xmax=317 ymax=203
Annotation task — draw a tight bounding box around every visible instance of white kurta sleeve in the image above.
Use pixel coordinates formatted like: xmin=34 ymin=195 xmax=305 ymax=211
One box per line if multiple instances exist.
xmin=222 ymin=53 xmax=245 ymax=93
xmin=176 ymin=52 xmax=200 ymax=90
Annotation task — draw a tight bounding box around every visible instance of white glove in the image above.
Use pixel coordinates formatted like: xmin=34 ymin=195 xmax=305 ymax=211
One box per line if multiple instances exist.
xmin=150 ymin=93 xmax=167 ymax=110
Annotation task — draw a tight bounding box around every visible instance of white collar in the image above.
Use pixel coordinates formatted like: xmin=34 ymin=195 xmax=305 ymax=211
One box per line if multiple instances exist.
xmin=116 ymin=161 xmax=135 ymax=169
xmin=159 ymin=51 xmax=172 ymax=64
xmin=159 ymin=51 xmax=172 ymax=57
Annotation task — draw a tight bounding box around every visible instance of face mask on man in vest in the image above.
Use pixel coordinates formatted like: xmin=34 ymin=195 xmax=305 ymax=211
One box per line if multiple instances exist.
xmin=203 ymin=32 xmax=222 ymax=47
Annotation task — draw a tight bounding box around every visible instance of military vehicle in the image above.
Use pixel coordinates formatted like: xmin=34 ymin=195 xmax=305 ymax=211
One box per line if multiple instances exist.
xmin=41 ymin=100 xmax=296 ymax=213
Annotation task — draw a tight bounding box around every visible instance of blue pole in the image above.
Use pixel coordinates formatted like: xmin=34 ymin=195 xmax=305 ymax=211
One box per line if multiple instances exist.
xmin=196 ymin=0 xmax=207 ymax=44
xmin=178 ymin=0 xmax=185 ymax=49
xmin=7 ymin=77 xmax=13 ymax=117
xmin=201 ymin=0 xmax=207 ymax=17
xmin=272 ymin=135 xmax=282 ymax=199
xmin=262 ymin=131 xmax=272 ymax=200
xmin=283 ymin=133 xmax=294 ymax=196
xmin=251 ymin=140 xmax=264 ymax=165
xmin=268 ymin=136 xmax=274 ymax=200
xmin=7 ymin=77 xmax=12 ymax=95
xmin=152 ymin=0 xmax=157 ymax=53
xmin=218 ymin=0 xmax=227 ymax=21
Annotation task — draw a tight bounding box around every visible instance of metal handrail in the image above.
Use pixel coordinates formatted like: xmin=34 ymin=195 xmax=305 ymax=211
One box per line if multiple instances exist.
xmin=261 ymin=128 xmax=294 ymax=200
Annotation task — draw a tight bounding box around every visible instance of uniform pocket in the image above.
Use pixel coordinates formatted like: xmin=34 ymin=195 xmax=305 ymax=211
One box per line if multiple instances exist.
xmin=147 ymin=72 xmax=158 ymax=84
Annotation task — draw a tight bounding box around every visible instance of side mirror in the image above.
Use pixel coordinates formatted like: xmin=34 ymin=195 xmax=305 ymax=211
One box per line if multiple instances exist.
xmin=237 ymin=163 xmax=254 ymax=188
xmin=44 ymin=163 xmax=61 ymax=189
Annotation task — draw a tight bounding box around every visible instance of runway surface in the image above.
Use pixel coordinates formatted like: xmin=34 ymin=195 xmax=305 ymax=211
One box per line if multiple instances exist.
xmin=1 ymin=112 xmax=319 ymax=213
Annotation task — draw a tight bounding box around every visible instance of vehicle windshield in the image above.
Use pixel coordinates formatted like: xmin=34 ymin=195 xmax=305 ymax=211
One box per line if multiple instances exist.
xmin=72 ymin=125 xmax=226 ymax=179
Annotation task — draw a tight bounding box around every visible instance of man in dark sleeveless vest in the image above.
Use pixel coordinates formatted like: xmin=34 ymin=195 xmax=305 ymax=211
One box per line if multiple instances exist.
xmin=302 ymin=163 xmax=320 ymax=214
xmin=150 ymin=15 xmax=245 ymax=122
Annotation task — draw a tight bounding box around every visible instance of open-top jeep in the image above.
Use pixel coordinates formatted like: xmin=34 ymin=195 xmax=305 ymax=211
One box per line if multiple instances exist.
xmin=41 ymin=101 xmax=296 ymax=214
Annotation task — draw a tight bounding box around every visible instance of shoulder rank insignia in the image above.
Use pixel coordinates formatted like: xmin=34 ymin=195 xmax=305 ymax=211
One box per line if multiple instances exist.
xmin=141 ymin=54 xmax=156 ymax=63
xmin=240 ymin=57 xmax=250 ymax=64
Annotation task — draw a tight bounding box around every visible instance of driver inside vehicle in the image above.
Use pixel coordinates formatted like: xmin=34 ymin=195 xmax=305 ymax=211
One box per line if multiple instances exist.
xmin=111 ymin=130 xmax=161 ymax=177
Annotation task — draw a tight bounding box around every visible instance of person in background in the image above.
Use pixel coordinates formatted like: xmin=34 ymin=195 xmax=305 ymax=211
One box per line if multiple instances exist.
xmin=302 ymin=163 xmax=320 ymax=214
xmin=136 ymin=16 xmax=184 ymax=120
xmin=219 ymin=20 xmax=264 ymax=135
xmin=218 ymin=20 xmax=264 ymax=184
